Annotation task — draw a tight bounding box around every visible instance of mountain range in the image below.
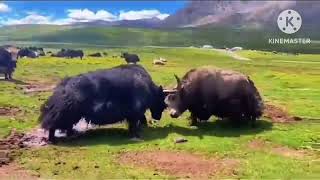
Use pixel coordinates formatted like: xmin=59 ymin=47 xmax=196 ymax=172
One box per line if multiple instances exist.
xmin=2 ymin=1 xmax=319 ymax=30
xmin=163 ymin=0 xmax=320 ymax=28
xmin=51 ymin=0 xmax=320 ymax=29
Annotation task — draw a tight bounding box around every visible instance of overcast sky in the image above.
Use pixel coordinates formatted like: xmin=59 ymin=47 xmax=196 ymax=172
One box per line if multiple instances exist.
xmin=0 ymin=1 xmax=187 ymax=25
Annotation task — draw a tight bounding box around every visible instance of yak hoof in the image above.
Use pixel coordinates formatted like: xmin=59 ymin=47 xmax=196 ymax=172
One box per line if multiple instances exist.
xmin=130 ymin=137 xmax=144 ymax=142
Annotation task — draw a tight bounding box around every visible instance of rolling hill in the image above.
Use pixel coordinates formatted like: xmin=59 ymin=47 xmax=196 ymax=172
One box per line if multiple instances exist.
xmin=0 ymin=25 xmax=318 ymax=53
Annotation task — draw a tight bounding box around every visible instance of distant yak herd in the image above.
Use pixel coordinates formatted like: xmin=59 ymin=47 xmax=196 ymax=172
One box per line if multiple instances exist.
xmin=0 ymin=45 xmax=264 ymax=144
xmin=0 ymin=45 xmax=141 ymax=80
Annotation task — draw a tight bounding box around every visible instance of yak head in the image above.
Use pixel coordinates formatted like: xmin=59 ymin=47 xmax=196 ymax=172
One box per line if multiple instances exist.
xmin=164 ymin=74 xmax=188 ymax=118
xmin=121 ymin=52 xmax=128 ymax=58
xmin=150 ymin=85 xmax=167 ymax=120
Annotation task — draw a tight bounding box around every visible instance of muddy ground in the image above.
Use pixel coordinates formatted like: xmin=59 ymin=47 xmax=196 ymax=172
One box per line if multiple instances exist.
xmin=20 ymin=83 xmax=56 ymax=94
xmin=0 ymin=107 xmax=23 ymax=117
xmin=264 ymin=103 xmax=302 ymax=123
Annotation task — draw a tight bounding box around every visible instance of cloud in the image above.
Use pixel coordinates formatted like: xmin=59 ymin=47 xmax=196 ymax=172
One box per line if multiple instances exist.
xmin=157 ymin=14 xmax=170 ymax=20
xmin=0 ymin=8 xmax=170 ymax=26
xmin=2 ymin=13 xmax=51 ymax=25
xmin=67 ymin=9 xmax=117 ymax=22
xmin=0 ymin=3 xmax=11 ymax=13
xmin=119 ymin=9 xmax=169 ymax=20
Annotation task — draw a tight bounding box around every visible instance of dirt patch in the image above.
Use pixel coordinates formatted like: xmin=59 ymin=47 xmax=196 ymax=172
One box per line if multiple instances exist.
xmin=264 ymin=104 xmax=302 ymax=123
xmin=247 ymin=139 xmax=270 ymax=150
xmin=21 ymin=129 xmax=49 ymax=148
xmin=0 ymin=130 xmax=25 ymax=166
xmin=118 ymin=151 xmax=239 ymax=178
xmin=0 ymin=128 xmax=53 ymax=165
xmin=0 ymin=163 xmax=38 ymax=179
xmin=0 ymin=130 xmax=35 ymax=178
xmin=20 ymin=83 xmax=56 ymax=94
xmin=272 ymin=147 xmax=307 ymax=159
xmin=18 ymin=120 xmax=93 ymax=148
xmin=0 ymin=130 xmax=35 ymax=177
xmin=0 ymin=107 xmax=22 ymax=117
xmin=248 ymin=139 xmax=308 ymax=159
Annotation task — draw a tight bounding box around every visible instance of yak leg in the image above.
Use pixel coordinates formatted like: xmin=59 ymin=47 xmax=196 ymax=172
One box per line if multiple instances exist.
xmin=128 ymin=116 xmax=142 ymax=139
xmin=4 ymin=73 xmax=9 ymax=80
xmin=248 ymin=116 xmax=257 ymax=128
xmin=8 ymin=72 xmax=12 ymax=80
xmin=48 ymin=128 xmax=56 ymax=144
xmin=140 ymin=115 xmax=147 ymax=126
xmin=242 ymin=95 xmax=256 ymax=127
xmin=189 ymin=112 xmax=198 ymax=126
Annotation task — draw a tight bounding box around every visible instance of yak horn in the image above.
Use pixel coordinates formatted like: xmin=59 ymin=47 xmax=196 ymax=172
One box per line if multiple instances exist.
xmin=163 ymin=89 xmax=177 ymax=93
xmin=174 ymin=74 xmax=182 ymax=90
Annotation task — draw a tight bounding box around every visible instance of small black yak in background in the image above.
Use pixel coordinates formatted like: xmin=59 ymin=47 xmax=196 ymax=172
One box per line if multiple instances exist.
xmin=39 ymin=64 xmax=167 ymax=143
xmin=17 ymin=48 xmax=38 ymax=59
xmin=0 ymin=48 xmax=17 ymax=80
xmin=52 ymin=49 xmax=84 ymax=60
xmin=121 ymin=52 xmax=140 ymax=64
xmin=165 ymin=67 xmax=264 ymax=126
xmin=28 ymin=47 xmax=45 ymax=56
xmin=88 ymin=52 xmax=102 ymax=57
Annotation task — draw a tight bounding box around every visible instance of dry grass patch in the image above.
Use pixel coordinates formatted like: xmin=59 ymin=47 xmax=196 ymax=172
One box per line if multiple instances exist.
xmin=118 ymin=151 xmax=239 ymax=178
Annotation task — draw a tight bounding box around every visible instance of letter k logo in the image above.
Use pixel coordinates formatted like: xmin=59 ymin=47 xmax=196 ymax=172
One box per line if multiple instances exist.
xmin=286 ymin=16 xmax=294 ymax=27
xmin=277 ymin=9 xmax=302 ymax=34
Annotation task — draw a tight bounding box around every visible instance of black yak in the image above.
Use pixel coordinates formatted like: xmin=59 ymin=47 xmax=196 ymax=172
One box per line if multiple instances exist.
xmin=65 ymin=49 xmax=84 ymax=59
xmin=0 ymin=48 xmax=17 ymax=80
xmin=51 ymin=49 xmax=66 ymax=57
xmin=121 ymin=52 xmax=140 ymax=64
xmin=17 ymin=48 xmax=38 ymax=59
xmin=164 ymin=67 xmax=264 ymax=126
xmin=88 ymin=52 xmax=102 ymax=57
xmin=39 ymin=64 xmax=167 ymax=143
xmin=52 ymin=49 xmax=84 ymax=59
xmin=28 ymin=47 xmax=45 ymax=56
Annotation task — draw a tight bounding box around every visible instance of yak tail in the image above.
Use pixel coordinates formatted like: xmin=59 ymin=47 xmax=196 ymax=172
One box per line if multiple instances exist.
xmin=247 ymin=77 xmax=264 ymax=118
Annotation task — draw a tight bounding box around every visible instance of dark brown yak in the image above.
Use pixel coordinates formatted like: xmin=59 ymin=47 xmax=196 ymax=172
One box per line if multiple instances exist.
xmin=164 ymin=67 xmax=264 ymax=126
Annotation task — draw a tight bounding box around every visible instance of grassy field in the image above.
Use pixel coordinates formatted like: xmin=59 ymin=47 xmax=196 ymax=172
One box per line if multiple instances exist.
xmin=0 ymin=47 xmax=319 ymax=179
xmin=1 ymin=25 xmax=319 ymax=53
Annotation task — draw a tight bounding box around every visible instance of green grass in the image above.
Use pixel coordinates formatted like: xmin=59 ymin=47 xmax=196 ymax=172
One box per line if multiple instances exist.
xmin=0 ymin=48 xmax=319 ymax=179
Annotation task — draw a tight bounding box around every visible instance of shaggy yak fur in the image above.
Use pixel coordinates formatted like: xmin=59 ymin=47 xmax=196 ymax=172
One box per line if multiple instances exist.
xmin=165 ymin=67 xmax=264 ymax=126
xmin=39 ymin=64 xmax=167 ymax=143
